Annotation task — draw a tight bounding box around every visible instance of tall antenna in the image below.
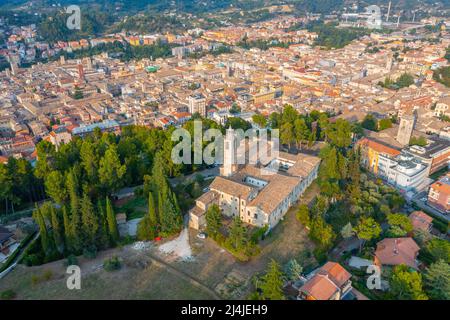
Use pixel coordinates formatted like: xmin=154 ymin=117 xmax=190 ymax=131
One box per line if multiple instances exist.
xmin=386 ymin=1 xmax=391 ymax=22
xmin=412 ymin=11 xmax=416 ymax=22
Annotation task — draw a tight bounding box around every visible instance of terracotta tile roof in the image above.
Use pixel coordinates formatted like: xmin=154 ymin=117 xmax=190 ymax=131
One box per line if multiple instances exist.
xmin=300 ymin=262 xmax=351 ymax=300
xmin=210 ymin=176 xmax=254 ymax=200
xmin=300 ymin=274 xmax=339 ymax=300
xmin=430 ymin=179 xmax=450 ymax=195
xmin=409 ymin=211 xmax=433 ymax=232
xmin=319 ymin=262 xmax=352 ymax=287
xmin=375 ymin=237 xmax=420 ymax=269
xmin=357 ymin=137 xmax=401 ymax=156
xmin=196 ymin=190 xmax=219 ymax=206
xmin=248 ymin=174 xmax=300 ymax=214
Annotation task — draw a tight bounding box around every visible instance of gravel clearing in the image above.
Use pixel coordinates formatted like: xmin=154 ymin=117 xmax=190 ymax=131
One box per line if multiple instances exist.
xmin=158 ymin=228 xmax=193 ymax=261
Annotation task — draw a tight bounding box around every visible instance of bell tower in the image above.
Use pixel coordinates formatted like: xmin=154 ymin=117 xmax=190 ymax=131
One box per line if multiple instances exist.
xmin=221 ymin=126 xmax=238 ymax=177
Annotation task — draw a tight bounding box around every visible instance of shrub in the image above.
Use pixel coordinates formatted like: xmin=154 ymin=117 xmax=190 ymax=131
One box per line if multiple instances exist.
xmin=65 ymin=254 xmax=78 ymax=266
xmin=103 ymin=256 xmax=122 ymax=272
xmin=313 ymin=248 xmax=327 ymax=264
xmin=83 ymin=246 xmax=97 ymax=259
xmin=432 ymin=219 xmax=448 ymax=234
xmin=31 ymin=275 xmax=40 ymax=286
xmin=0 ymin=289 xmax=16 ymax=300
xmin=42 ymin=269 xmax=53 ymax=281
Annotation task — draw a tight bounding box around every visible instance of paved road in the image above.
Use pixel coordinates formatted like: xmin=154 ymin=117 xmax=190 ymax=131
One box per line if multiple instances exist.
xmin=411 ymin=192 xmax=450 ymax=223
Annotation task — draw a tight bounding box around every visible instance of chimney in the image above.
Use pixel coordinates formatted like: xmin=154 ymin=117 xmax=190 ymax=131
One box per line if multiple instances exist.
xmin=393 ymin=239 xmax=399 ymax=255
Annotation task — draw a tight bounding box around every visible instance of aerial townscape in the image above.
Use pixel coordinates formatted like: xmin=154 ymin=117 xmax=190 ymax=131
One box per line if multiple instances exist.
xmin=0 ymin=0 xmax=449 ymax=303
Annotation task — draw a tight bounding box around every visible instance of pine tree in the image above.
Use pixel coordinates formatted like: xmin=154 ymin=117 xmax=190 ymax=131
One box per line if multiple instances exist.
xmin=340 ymin=222 xmax=354 ymax=239
xmin=284 ymin=258 xmax=303 ymax=282
xmin=205 ymin=204 xmax=222 ymax=239
xmin=105 ymin=196 xmax=119 ymax=243
xmin=227 ymin=216 xmax=248 ymax=251
xmin=424 ymin=260 xmax=450 ymax=300
xmin=81 ymin=193 xmax=99 ymax=247
xmin=259 ymin=259 xmax=286 ymax=300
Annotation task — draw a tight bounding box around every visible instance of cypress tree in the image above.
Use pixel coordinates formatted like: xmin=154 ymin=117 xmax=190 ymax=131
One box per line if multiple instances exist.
xmin=106 ymin=197 xmax=119 ymax=243
xmin=97 ymin=199 xmax=109 ymax=249
xmin=62 ymin=205 xmax=72 ymax=252
xmin=33 ymin=205 xmax=50 ymax=254
xmin=50 ymin=205 xmax=64 ymax=253
xmin=81 ymin=193 xmax=99 ymax=247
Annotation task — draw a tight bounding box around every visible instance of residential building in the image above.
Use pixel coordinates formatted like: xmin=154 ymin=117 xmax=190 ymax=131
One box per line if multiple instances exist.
xmin=409 ymin=211 xmax=433 ymax=233
xmin=428 ymin=174 xmax=450 ymax=213
xmin=374 ymin=237 xmax=420 ymax=270
xmin=0 ymin=226 xmax=16 ymax=262
xmin=188 ymin=93 xmax=207 ymax=117
xmin=298 ymin=262 xmax=352 ymax=300
xmin=189 ymin=128 xmax=320 ymax=230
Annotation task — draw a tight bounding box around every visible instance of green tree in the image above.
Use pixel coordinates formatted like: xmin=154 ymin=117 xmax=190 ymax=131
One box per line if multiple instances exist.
xmin=252 ymin=114 xmax=267 ymax=128
xmin=49 ymin=204 xmax=64 ymax=253
xmin=258 ymin=259 xmax=285 ymax=300
xmin=361 ymin=114 xmax=378 ymax=131
xmin=309 ymin=217 xmax=335 ymax=249
xmin=62 ymin=205 xmax=72 ymax=251
xmin=296 ymin=204 xmax=310 ymax=228
xmin=227 ymin=216 xmax=248 ymax=251
xmin=424 ymin=260 xmax=450 ymax=300
xmin=105 ymin=196 xmax=119 ymax=243
xmin=205 ymin=204 xmax=222 ymax=239
xmin=137 ymin=192 xmax=158 ymax=240
xmin=387 ymin=213 xmax=413 ymax=237
xmin=390 ymin=265 xmax=428 ymax=300
xmin=353 ymin=217 xmax=381 ymax=251
xmin=378 ymin=118 xmax=392 ymax=131
xmin=44 ymin=171 xmax=67 ymax=205
xmin=32 ymin=205 xmax=51 ymax=254
xmin=325 ymin=119 xmax=351 ymax=148
xmin=426 ymin=238 xmax=450 ymax=263
xmin=294 ymin=118 xmax=310 ymax=150
xmin=81 ymin=194 xmax=99 ymax=247
xmin=284 ymin=258 xmax=303 ymax=282
xmin=98 ymin=144 xmax=126 ymax=194
xmin=396 ymin=73 xmax=414 ymax=88
xmin=280 ymin=122 xmax=295 ymax=149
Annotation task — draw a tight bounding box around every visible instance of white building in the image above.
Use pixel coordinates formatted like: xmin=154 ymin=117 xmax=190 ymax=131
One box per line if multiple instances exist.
xmin=189 ymin=129 xmax=321 ymax=230
xmin=377 ymin=152 xmax=429 ymax=195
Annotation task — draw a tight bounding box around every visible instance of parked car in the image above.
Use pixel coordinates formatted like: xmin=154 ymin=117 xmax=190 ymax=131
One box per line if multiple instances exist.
xmin=197 ymin=232 xmax=207 ymax=239
xmin=202 ymin=187 xmax=210 ymax=193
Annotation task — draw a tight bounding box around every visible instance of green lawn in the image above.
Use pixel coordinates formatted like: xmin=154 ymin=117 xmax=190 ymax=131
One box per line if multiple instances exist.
xmin=114 ymin=196 xmax=147 ymax=220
